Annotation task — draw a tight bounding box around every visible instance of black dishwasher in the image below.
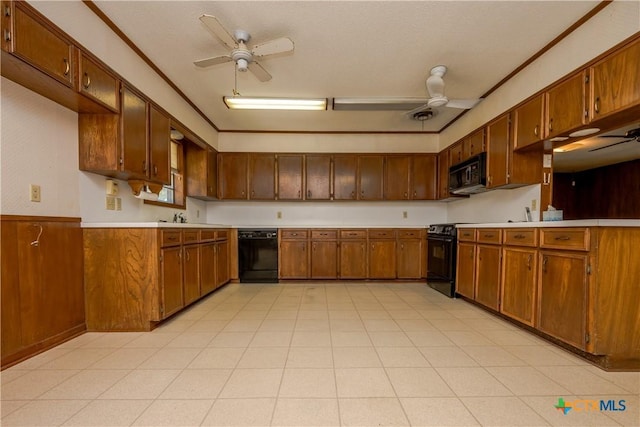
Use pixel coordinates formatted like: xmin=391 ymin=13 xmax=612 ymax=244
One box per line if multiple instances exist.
xmin=238 ymin=229 xmax=279 ymax=283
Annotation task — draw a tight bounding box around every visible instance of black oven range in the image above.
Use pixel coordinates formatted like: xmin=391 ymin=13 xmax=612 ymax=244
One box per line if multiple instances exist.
xmin=426 ymin=223 xmax=458 ymax=298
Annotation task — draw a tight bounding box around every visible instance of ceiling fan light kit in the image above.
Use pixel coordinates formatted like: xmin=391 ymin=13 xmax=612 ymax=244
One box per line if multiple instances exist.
xmin=223 ymin=96 xmax=327 ymax=111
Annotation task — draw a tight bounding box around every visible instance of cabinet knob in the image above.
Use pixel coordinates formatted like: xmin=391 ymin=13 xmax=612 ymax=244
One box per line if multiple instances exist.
xmin=82 ymin=72 xmax=91 ymax=89
xmin=404 ymin=192 xmax=408 ymax=199
xmin=297 ymin=190 xmax=301 ymax=198
xmin=548 ymin=119 xmax=553 ymax=132
xmin=534 ymin=124 xmax=538 ymax=137
xmin=3 ymin=29 xmax=10 ymax=42
xmin=142 ymin=160 xmax=147 ymax=173
xmin=542 ymin=256 xmax=548 ymax=273
xmin=594 ymin=97 xmax=600 ymax=114
xmin=526 ymin=254 xmax=532 ymax=270
xmin=63 ymin=58 xmax=70 ymax=76
xmin=307 ymin=190 xmax=312 ymax=198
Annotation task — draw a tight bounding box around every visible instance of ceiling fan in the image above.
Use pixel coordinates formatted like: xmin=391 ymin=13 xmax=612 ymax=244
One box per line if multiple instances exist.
xmin=406 ymin=65 xmax=482 ymax=117
xmin=194 ymin=14 xmax=294 ymax=82
xmin=589 ymin=127 xmax=640 ymax=152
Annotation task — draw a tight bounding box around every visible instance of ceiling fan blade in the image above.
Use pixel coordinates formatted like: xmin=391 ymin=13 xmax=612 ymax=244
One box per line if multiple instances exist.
xmin=199 ymin=15 xmax=236 ymax=49
xmin=588 ymin=138 xmax=633 ymax=152
xmin=248 ymin=61 xmax=272 ymax=82
xmin=404 ymin=104 xmax=430 ymax=116
xmin=446 ymin=98 xmax=482 ymax=109
xmin=252 ymin=37 xmax=294 ymax=57
xmin=194 ymin=55 xmax=233 ymax=68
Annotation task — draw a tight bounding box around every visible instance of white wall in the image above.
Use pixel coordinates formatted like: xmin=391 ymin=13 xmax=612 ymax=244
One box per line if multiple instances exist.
xmin=447 ymin=185 xmax=541 ymax=224
xmin=1 ymin=78 xmax=80 ymax=217
xmin=207 ymin=201 xmax=447 ymax=228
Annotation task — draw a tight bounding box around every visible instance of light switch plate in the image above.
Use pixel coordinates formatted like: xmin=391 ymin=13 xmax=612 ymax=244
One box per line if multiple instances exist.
xmin=30 ymin=184 xmax=41 ymax=202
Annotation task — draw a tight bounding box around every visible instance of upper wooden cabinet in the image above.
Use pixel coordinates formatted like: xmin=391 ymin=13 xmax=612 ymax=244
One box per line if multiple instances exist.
xmin=333 ymin=155 xmax=358 ymax=200
xmin=186 ymin=145 xmax=217 ymax=200
xmin=385 ymin=154 xmax=437 ymax=200
xmin=545 ymin=71 xmax=587 ymax=139
xmin=4 ymin=1 xmax=74 ymax=87
xmin=462 ymin=129 xmax=485 ymax=161
xmin=79 ymin=86 xmax=171 ymax=185
xmin=590 ymin=37 xmax=640 ymax=121
xmin=358 ymin=155 xmax=384 ymax=200
xmin=513 ymin=94 xmax=544 ymax=150
xmin=218 ymin=152 xmax=248 ymax=199
xmin=78 ymin=51 xmax=119 ymax=113
xmin=305 ymin=155 xmax=332 ymax=200
xmin=249 ymin=154 xmax=276 ymax=199
xmin=437 ymin=150 xmax=450 ymax=200
xmin=449 ymin=141 xmax=464 ymax=166
xmin=277 ymin=154 xmax=303 ymax=200
xmin=485 ymin=114 xmax=510 ymax=188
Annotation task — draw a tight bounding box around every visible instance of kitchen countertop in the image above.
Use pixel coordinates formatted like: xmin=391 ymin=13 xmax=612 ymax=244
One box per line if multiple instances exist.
xmin=81 ymin=222 xmax=229 ymax=228
xmin=456 ymin=219 xmax=640 ymax=228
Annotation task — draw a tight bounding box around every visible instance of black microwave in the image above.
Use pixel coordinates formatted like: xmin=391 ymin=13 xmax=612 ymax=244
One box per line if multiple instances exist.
xmin=449 ymin=152 xmax=487 ymax=195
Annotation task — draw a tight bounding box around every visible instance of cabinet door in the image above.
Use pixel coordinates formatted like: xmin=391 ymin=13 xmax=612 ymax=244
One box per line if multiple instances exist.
xmin=311 ymin=241 xmax=338 ymax=279
xmin=437 ymin=150 xmax=450 ymax=199
xmin=463 ymin=129 xmax=485 ymax=159
xmin=475 ymin=244 xmax=501 ymax=310
xmin=161 ymin=246 xmax=183 ymax=318
xmin=397 ymin=239 xmax=422 ymax=279
xmin=305 ymin=155 xmax=331 ymax=200
xmin=591 ymin=38 xmax=640 ymax=120
xmin=149 ymin=105 xmax=171 ymax=184
xmin=207 ymin=149 xmax=217 ymax=198
xmin=449 ymin=142 xmax=463 ymax=166
xmin=215 ymin=240 xmax=229 ymax=288
xmin=121 ymin=86 xmax=148 ymax=178
xmin=501 ymin=247 xmax=537 ymax=326
xmin=538 ymin=251 xmax=587 ymax=350
xmin=456 ymin=243 xmax=476 ymax=299
xmin=369 ymin=240 xmax=396 ymax=279
xmin=249 ymin=154 xmax=276 ymax=199
xmin=199 ymin=243 xmax=217 ymax=295
xmin=277 ymin=154 xmax=303 ymax=200
xmin=183 ymin=245 xmax=200 ymax=305
xmin=218 ymin=153 xmax=248 ymax=199
xmin=513 ymin=95 xmax=544 ymax=150
xmin=339 ymin=241 xmax=367 ymax=279
xmin=358 ymin=155 xmax=384 ymax=200
xmin=78 ymin=53 xmax=119 ymax=112
xmin=10 ymin=3 xmax=74 ymax=87
xmin=279 ymin=240 xmax=309 ymax=279
xmin=333 ymin=155 xmax=358 ymax=200
xmin=486 ymin=114 xmax=509 ymax=188
xmin=411 ymin=154 xmax=437 ymax=200
xmin=546 ymin=72 xmax=586 ymax=138
xmin=384 ymin=155 xmax=410 ymax=200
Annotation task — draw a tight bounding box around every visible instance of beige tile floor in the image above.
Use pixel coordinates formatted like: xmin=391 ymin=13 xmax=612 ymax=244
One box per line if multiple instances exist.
xmin=1 ymin=282 xmax=638 ymax=426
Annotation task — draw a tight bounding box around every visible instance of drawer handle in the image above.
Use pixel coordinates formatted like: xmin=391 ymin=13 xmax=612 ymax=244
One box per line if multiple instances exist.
xmin=554 ymin=235 xmax=571 ymax=241
xmin=291 ymin=233 xmax=298 ymax=236
xmin=548 ymin=118 xmax=553 ymax=132
xmin=82 ymin=72 xmax=91 ymax=89
xmin=63 ymin=58 xmax=70 ymax=76
xmin=348 ymin=233 xmax=357 ymax=236
xmin=514 ymin=234 xmax=526 ymax=239
xmin=594 ymin=97 xmax=600 ymax=114
xmin=533 ymin=124 xmax=538 ymax=137
xmin=483 ymin=233 xmax=495 ymax=238
xmin=320 ymin=233 xmax=328 ymax=236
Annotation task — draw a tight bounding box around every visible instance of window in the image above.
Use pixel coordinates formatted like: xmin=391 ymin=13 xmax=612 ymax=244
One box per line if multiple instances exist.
xmin=146 ymin=140 xmax=185 ymax=208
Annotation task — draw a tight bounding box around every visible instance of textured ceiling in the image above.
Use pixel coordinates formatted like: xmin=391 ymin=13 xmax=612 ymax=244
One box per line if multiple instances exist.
xmin=92 ymin=1 xmax=602 ymax=133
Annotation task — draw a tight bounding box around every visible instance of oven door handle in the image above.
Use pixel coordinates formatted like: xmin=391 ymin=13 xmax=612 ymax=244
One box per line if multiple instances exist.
xmin=427 ymin=236 xmax=454 ymax=242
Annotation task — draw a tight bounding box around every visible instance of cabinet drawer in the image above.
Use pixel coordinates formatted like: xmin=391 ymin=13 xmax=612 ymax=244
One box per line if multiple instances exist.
xmin=340 ymin=229 xmax=366 ymax=239
xmin=183 ymin=230 xmax=199 ymax=243
xmin=398 ymin=229 xmax=423 ymax=239
xmin=216 ymin=230 xmax=228 ymax=240
xmin=540 ymin=228 xmax=590 ymax=251
xmin=281 ymin=229 xmax=308 ymax=239
xmin=311 ymin=230 xmax=337 ymax=239
xmin=504 ymin=229 xmax=538 ymax=247
xmin=458 ymin=228 xmax=476 ymax=242
xmin=200 ymin=229 xmax=216 ymax=241
xmin=368 ymin=229 xmax=396 ymax=239
xmin=476 ymin=228 xmax=502 ymax=244
xmin=161 ymin=230 xmax=182 ymax=247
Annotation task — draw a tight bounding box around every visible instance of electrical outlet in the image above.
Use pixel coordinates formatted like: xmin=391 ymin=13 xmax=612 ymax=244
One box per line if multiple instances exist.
xmin=30 ymin=184 xmax=41 ymax=202
xmin=531 ymin=199 xmax=537 ymax=211
xmin=106 ymin=196 xmax=116 ymax=210
xmin=403 ymin=211 xmax=408 ymax=219
xmin=277 ymin=211 xmax=282 ymax=219
xmin=106 ymin=179 xmax=119 ymax=196
xmin=115 ymin=197 xmax=122 ymax=211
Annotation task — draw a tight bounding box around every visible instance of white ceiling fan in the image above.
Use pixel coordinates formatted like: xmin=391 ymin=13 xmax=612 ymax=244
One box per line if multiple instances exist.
xmin=194 ymin=14 xmax=294 ymax=82
xmin=406 ymin=65 xmax=482 ymax=118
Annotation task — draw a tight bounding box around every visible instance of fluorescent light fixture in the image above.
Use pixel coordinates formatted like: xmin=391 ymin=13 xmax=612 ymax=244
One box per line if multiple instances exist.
xmin=333 ymin=97 xmax=428 ymax=111
xmin=223 ymin=96 xmax=327 ymax=111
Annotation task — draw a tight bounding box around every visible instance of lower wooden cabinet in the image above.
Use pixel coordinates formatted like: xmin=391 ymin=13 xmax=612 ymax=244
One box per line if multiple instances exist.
xmin=1 ymin=216 xmax=85 ymax=369
xmin=279 ymin=234 xmax=309 ymax=279
xmin=368 ymin=229 xmax=397 ymax=279
xmin=475 ymin=244 xmax=502 ymax=310
xmin=501 ymin=247 xmax=537 ymax=326
xmin=397 ymin=229 xmax=425 ymax=279
xmin=339 ymin=240 xmax=367 ymax=279
xmin=84 ymin=227 xmax=230 ymax=331
xmin=456 ymin=242 xmax=476 ymax=299
xmin=310 ymin=230 xmax=338 ymax=279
